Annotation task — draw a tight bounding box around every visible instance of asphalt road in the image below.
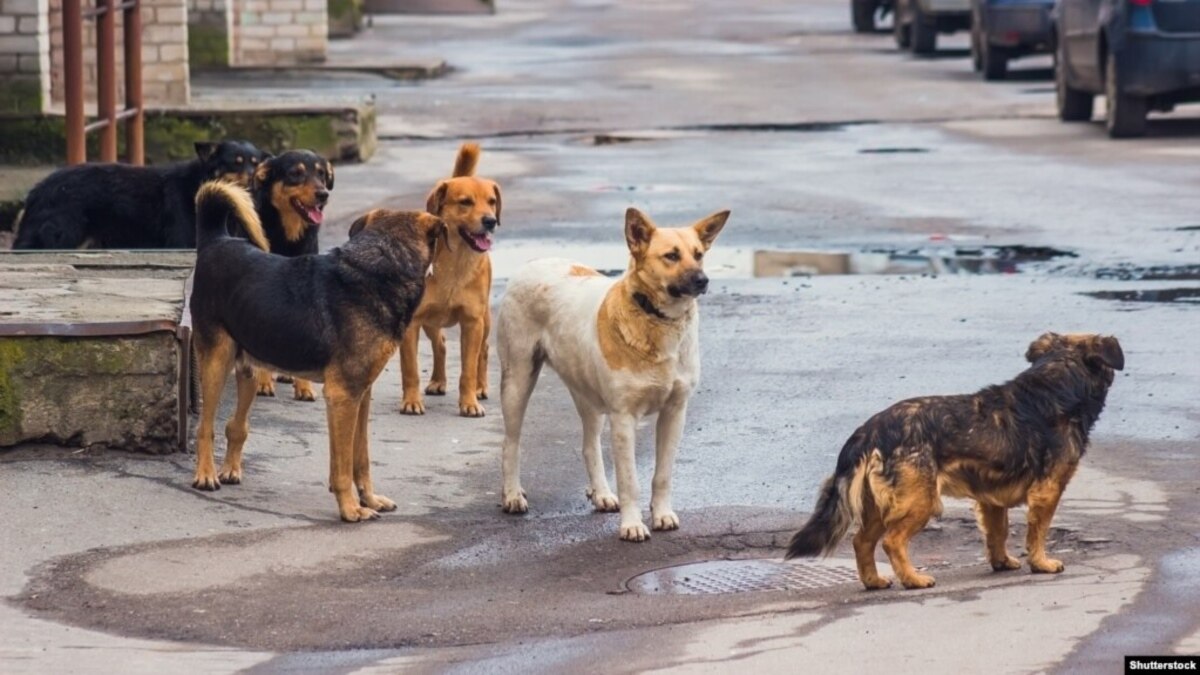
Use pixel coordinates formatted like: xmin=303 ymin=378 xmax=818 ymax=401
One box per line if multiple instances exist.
xmin=3 ymin=0 xmax=1200 ymax=672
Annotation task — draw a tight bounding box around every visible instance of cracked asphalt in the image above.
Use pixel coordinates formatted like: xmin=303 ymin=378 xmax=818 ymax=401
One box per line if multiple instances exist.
xmin=3 ymin=0 xmax=1200 ymax=672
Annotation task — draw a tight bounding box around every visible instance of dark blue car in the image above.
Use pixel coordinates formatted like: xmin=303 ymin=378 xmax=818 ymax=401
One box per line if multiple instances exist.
xmin=970 ymin=0 xmax=1056 ymax=79
xmin=1055 ymin=0 xmax=1200 ymax=137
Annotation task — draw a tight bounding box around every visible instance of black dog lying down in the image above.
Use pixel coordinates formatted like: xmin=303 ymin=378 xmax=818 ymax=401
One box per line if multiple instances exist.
xmin=787 ymin=332 xmax=1123 ymax=590
xmin=13 ymin=140 xmax=265 ymax=250
xmin=189 ymin=181 xmax=446 ymax=522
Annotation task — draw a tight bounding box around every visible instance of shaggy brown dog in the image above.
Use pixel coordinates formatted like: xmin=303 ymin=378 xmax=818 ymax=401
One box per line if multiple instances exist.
xmin=399 ymin=142 xmax=501 ymax=417
xmin=786 ymin=333 xmax=1123 ymax=589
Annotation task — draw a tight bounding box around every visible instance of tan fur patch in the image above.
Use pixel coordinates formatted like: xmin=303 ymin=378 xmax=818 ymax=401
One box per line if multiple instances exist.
xmin=270 ymin=181 xmax=309 ymax=243
xmin=569 ymin=265 xmax=601 ymax=277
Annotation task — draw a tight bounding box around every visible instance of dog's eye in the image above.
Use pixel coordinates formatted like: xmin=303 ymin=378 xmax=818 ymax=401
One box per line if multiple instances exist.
xmin=235 ymin=156 xmax=243 ymax=165
xmin=459 ymin=198 xmax=474 ymax=207
xmin=487 ymin=198 xmax=497 ymax=206
xmin=663 ymin=251 xmax=681 ymax=263
xmin=250 ymin=157 xmax=259 ymax=165
xmin=694 ymin=250 xmax=704 ymax=261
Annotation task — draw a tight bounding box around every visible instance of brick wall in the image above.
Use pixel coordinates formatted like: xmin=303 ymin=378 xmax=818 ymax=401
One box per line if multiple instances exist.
xmin=0 ymin=0 xmax=50 ymax=113
xmin=232 ymin=0 xmax=327 ymax=66
xmin=46 ymin=0 xmax=190 ymax=108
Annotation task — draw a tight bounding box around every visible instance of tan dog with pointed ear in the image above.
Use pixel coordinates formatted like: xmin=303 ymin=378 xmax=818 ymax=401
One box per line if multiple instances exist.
xmin=496 ymin=207 xmax=730 ymax=541
xmin=399 ymin=142 xmax=501 ymax=417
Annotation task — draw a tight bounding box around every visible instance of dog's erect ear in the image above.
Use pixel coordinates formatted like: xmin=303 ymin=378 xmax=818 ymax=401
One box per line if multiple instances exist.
xmin=625 ymin=208 xmax=655 ymax=258
xmin=325 ymin=161 xmax=335 ymax=190
xmin=1025 ymin=332 xmax=1062 ymax=363
xmin=349 ymin=209 xmax=377 ymax=238
xmin=693 ymin=210 xmax=730 ymax=250
xmin=426 ymin=181 xmax=449 ymax=216
xmin=1087 ymin=335 xmax=1124 ymax=371
xmin=195 ymin=142 xmax=218 ymax=162
xmin=492 ymin=183 xmax=502 ymax=226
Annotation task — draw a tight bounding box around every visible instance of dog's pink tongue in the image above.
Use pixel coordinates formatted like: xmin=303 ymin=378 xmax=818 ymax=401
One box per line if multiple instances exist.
xmin=306 ymin=206 xmax=324 ymax=226
xmin=473 ymin=233 xmax=493 ymax=251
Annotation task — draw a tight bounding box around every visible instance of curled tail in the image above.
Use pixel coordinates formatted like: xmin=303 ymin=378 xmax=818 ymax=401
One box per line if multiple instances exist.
xmin=195 ymin=180 xmax=268 ymax=252
xmin=785 ymin=448 xmax=876 ymax=559
xmin=452 ymin=142 xmax=481 ymax=177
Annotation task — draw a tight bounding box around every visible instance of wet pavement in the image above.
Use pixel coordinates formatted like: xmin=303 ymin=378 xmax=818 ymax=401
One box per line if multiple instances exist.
xmin=3 ymin=0 xmax=1200 ymax=672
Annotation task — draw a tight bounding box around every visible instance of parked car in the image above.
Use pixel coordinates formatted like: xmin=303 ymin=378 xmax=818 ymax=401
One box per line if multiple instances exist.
xmin=853 ymin=0 xmax=895 ymax=32
xmin=894 ymin=0 xmax=973 ymax=54
xmin=1054 ymin=0 xmax=1200 ymax=137
xmin=970 ymin=0 xmax=1056 ymax=79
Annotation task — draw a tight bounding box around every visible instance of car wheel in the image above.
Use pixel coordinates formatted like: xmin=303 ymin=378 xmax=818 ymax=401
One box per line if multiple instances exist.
xmin=970 ymin=21 xmax=983 ymax=71
xmin=1105 ymin=53 xmax=1147 ymax=138
xmin=982 ymin=42 xmax=1008 ymax=80
xmin=853 ymin=0 xmax=878 ymax=32
xmin=1055 ymin=40 xmax=1093 ymax=121
xmin=911 ymin=4 xmax=937 ymax=54
xmin=894 ymin=2 xmax=912 ymax=48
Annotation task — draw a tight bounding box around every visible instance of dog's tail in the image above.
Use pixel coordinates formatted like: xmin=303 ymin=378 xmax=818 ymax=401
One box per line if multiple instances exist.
xmin=785 ymin=438 xmax=877 ymax=559
xmin=453 ymin=142 xmax=481 ymax=178
xmin=195 ymin=180 xmax=268 ymax=252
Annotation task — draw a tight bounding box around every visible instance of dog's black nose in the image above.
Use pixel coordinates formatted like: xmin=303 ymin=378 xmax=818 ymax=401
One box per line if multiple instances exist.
xmin=482 ymin=215 xmax=498 ymax=231
xmin=690 ymin=271 xmax=709 ymax=295
xmin=315 ymin=189 xmax=330 ymax=204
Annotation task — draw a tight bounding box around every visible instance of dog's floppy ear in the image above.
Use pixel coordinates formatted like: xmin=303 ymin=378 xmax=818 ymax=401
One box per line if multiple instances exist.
xmin=1087 ymin=335 xmax=1124 ymax=371
xmin=492 ymin=183 xmax=502 ymax=226
xmin=195 ymin=142 xmax=218 ymax=162
xmin=693 ymin=210 xmax=730 ymax=250
xmin=426 ymin=181 xmax=448 ymax=216
xmin=253 ymin=157 xmax=273 ymax=188
xmin=625 ymin=207 xmax=655 ymax=258
xmin=1026 ymin=332 xmax=1062 ymax=363
xmin=349 ymin=209 xmax=378 ymax=238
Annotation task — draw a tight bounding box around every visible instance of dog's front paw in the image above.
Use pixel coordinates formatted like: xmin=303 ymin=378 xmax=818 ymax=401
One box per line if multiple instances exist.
xmin=862 ymin=575 xmax=894 ymax=590
xmin=619 ymin=521 xmax=651 ymax=542
xmin=900 ymin=573 xmax=936 ymax=589
xmin=400 ymin=398 xmax=425 ymax=415
xmin=459 ymin=399 xmax=486 ymax=417
xmin=991 ymin=555 xmax=1022 ymax=572
xmin=476 ymin=387 xmax=488 ymax=401
xmin=340 ymin=506 xmax=380 ymax=523
xmin=652 ymin=510 xmax=680 ymax=531
xmin=192 ymin=468 xmax=221 ymax=491
xmin=217 ymin=464 xmax=242 ymax=485
xmin=587 ymin=489 xmax=620 ymax=512
xmin=360 ymin=493 xmax=397 ymax=512
xmin=256 ymin=381 xmax=276 ymax=397
xmin=425 ymin=381 xmax=447 ymax=396
xmin=293 ymin=381 xmax=317 ymax=402
xmin=1030 ymin=557 xmax=1065 ymax=574
xmin=502 ymin=489 xmax=528 ymax=514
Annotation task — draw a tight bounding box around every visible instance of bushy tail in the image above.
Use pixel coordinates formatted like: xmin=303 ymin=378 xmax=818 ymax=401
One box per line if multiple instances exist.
xmin=452 ymin=142 xmax=481 ymax=177
xmin=785 ymin=453 xmax=874 ymax=559
xmin=195 ymin=180 xmax=268 ymax=252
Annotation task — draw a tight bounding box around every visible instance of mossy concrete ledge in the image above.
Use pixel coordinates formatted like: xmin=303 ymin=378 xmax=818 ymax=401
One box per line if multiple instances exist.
xmin=0 ymin=252 xmax=195 ymax=454
xmin=0 ymin=99 xmax=377 ymax=165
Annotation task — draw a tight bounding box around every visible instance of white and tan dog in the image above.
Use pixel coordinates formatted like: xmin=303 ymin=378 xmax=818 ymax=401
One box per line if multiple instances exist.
xmin=496 ymin=207 xmax=729 ymax=541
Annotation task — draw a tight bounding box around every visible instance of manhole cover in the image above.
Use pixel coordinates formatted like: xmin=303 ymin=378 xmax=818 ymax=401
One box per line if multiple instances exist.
xmin=626 ymin=559 xmax=864 ymax=595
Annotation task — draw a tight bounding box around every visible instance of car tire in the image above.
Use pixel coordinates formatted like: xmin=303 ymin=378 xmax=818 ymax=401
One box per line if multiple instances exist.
xmin=894 ymin=3 xmax=912 ymax=48
xmin=1055 ymin=40 xmax=1093 ymax=122
xmin=911 ymin=5 xmax=937 ymax=54
xmin=853 ymin=0 xmax=878 ymax=32
xmin=1105 ymin=53 xmax=1147 ymax=138
xmin=982 ymin=43 xmax=1008 ymax=80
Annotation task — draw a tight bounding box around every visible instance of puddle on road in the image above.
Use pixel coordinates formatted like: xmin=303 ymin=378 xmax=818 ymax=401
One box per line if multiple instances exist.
xmin=1094 ymin=265 xmax=1200 ymax=281
xmin=1083 ymin=288 xmax=1200 ymax=304
xmin=492 ymin=242 xmax=1076 ymax=279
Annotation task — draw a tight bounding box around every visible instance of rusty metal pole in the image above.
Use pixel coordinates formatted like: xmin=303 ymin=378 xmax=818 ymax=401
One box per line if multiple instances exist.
xmin=63 ymin=0 xmax=86 ymax=164
xmin=123 ymin=0 xmax=144 ymax=165
xmin=96 ymin=0 xmax=118 ymax=162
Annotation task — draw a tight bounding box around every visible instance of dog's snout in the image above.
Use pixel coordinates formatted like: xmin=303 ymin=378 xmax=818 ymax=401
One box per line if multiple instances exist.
xmin=691 ymin=272 xmax=709 ymax=295
xmin=482 ymin=215 xmax=498 ymax=231
xmin=315 ymin=189 xmax=330 ymax=204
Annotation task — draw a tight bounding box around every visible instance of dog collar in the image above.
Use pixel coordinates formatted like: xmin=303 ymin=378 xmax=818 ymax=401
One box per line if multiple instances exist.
xmin=632 ymin=292 xmax=670 ymax=321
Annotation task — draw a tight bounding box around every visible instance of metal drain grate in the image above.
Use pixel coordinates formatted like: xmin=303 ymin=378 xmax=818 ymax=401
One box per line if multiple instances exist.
xmin=626 ymin=559 xmax=863 ymax=595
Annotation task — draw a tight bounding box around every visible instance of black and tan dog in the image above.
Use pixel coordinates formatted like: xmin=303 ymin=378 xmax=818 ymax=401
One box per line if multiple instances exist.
xmin=189 ymin=181 xmax=444 ymax=522
xmin=786 ymin=333 xmax=1123 ymax=590
xmin=248 ymin=149 xmax=335 ymax=401
xmin=14 ymin=140 xmax=265 ymax=250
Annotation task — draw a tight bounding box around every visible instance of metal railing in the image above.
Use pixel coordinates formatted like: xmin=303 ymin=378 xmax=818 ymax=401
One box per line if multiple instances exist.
xmin=62 ymin=0 xmax=144 ymax=165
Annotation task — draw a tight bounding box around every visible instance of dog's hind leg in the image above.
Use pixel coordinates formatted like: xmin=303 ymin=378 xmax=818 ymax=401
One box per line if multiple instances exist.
xmin=193 ymin=332 xmax=236 ymax=491
xmin=878 ymin=462 xmax=938 ymax=589
xmin=499 ymin=341 xmax=543 ymax=514
xmin=976 ymin=503 xmax=1021 ymax=571
xmin=424 ymin=325 xmax=447 ymax=396
xmin=1025 ymin=462 xmax=1077 ymax=574
xmin=353 ymin=388 xmax=396 ymax=513
xmin=324 ymin=381 xmax=377 ymax=523
xmin=572 ymin=393 xmax=617 ymax=512
xmin=650 ymin=400 xmax=688 ymax=531
xmin=853 ymin=498 xmax=893 ymax=589
xmin=611 ymin=412 xmax=650 ymax=542
xmin=217 ymin=365 xmax=257 ymax=485
xmin=400 ymin=325 xmax=426 ymax=415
